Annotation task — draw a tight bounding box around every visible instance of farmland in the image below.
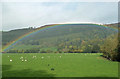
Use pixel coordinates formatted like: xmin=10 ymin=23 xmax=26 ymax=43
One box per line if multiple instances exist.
xmin=2 ymin=53 xmax=118 ymax=77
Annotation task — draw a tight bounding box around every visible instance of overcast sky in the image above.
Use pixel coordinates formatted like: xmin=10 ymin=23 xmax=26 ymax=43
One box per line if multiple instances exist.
xmin=2 ymin=2 xmax=118 ymax=31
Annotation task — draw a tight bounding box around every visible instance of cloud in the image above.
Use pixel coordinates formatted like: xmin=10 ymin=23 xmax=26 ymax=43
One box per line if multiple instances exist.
xmin=2 ymin=2 xmax=118 ymax=31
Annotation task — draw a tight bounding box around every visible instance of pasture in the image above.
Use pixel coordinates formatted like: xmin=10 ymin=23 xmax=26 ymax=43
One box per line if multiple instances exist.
xmin=2 ymin=53 xmax=118 ymax=77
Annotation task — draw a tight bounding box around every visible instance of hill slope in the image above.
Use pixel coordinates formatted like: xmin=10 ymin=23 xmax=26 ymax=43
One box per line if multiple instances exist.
xmin=2 ymin=23 xmax=118 ymax=53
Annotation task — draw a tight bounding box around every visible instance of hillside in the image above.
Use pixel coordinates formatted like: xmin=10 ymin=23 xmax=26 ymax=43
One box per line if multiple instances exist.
xmin=2 ymin=24 xmax=117 ymax=52
xmin=2 ymin=23 xmax=118 ymax=53
xmin=2 ymin=28 xmax=35 ymax=45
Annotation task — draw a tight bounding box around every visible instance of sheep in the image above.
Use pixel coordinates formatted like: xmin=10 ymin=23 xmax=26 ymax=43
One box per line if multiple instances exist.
xmin=41 ymin=57 xmax=44 ymax=59
xmin=20 ymin=57 xmax=23 ymax=59
xmin=60 ymin=56 xmax=61 ymax=58
xmin=25 ymin=59 xmax=27 ymax=61
xmin=32 ymin=56 xmax=34 ymax=58
xmin=32 ymin=56 xmax=36 ymax=58
xmin=10 ymin=59 xmax=12 ymax=62
xmin=22 ymin=59 xmax=24 ymax=62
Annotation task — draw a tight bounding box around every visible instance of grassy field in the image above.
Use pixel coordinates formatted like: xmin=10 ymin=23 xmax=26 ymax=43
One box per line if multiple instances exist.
xmin=2 ymin=53 xmax=118 ymax=77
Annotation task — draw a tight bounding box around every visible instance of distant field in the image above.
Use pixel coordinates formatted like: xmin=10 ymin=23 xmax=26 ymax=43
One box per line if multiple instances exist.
xmin=2 ymin=53 xmax=118 ymax=77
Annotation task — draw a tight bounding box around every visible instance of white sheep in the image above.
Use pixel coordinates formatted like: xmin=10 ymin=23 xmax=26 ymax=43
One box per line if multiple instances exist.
xmin=22 ymin=59 xmax=24 ymax=62
xmin=33 ymin=56 xmax=36 ymax=58
xmin=60 ymin=56 xmax=61 ymax=58
xmin=20 ymin=57 xmax=23 ymax=59
xmin=25 ymin=59 xmax=27 ymax=61
xmin=41 ymin=57 xmax=44 ymax=59
xmin=10 ymin=59 xmax=12 ymax=62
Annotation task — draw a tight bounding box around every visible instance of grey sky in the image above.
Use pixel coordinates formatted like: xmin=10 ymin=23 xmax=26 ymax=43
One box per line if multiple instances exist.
xmin=2 ymin=2 xmax=118 ymax=31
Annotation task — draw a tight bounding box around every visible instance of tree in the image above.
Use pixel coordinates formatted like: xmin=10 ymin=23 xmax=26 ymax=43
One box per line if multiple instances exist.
xmin=100 ymin=34 xmax=118 ymax=61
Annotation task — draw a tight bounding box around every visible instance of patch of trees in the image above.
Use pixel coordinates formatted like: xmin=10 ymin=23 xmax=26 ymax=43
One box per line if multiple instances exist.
xmin=6 ymin=49 xmax=62 ymax=53
xmin=7 ymin=48 xmax=40 ymax=53
xmin=100 ymin=34 xmax=120 ymax=61
xmin=57 ymin=38 xmax=103 ymax=53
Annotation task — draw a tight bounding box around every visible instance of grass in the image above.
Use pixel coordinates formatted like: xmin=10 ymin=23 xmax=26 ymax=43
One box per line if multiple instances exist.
xmin=2 ymin=53 xmax=118 ymax=77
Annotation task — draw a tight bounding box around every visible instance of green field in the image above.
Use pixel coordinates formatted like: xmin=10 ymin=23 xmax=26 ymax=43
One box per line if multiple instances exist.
xmin=2 ymin=53 xmax=118 ymax=77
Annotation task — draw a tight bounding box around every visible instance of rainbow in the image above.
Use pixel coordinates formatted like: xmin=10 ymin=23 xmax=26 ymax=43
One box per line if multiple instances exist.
xmin=2 ymin=23 xmax=118 ymax=52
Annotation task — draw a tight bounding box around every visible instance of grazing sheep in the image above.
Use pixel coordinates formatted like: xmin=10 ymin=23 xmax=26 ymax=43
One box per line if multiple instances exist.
xmin=20 ymin=57 xmax=23 ymax=59
xmin=22 ymin=59 xmax=24 ymax=62
xmin=25 ymin=59 xmax=27 ymax=61
xmin=32 ymin=56 xmax=36 ymax=58
xmin=32 ymin=56 xmax=34 ymax=58
xmin=60 ymin=56 xmax=61 ymax=58
xmin=10 ymin=59 xmax=12 ymax=62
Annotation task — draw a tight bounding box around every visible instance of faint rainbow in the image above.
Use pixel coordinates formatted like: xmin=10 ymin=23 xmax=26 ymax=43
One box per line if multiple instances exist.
xmin=2 ymin=23 xmax=118 ymax=52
